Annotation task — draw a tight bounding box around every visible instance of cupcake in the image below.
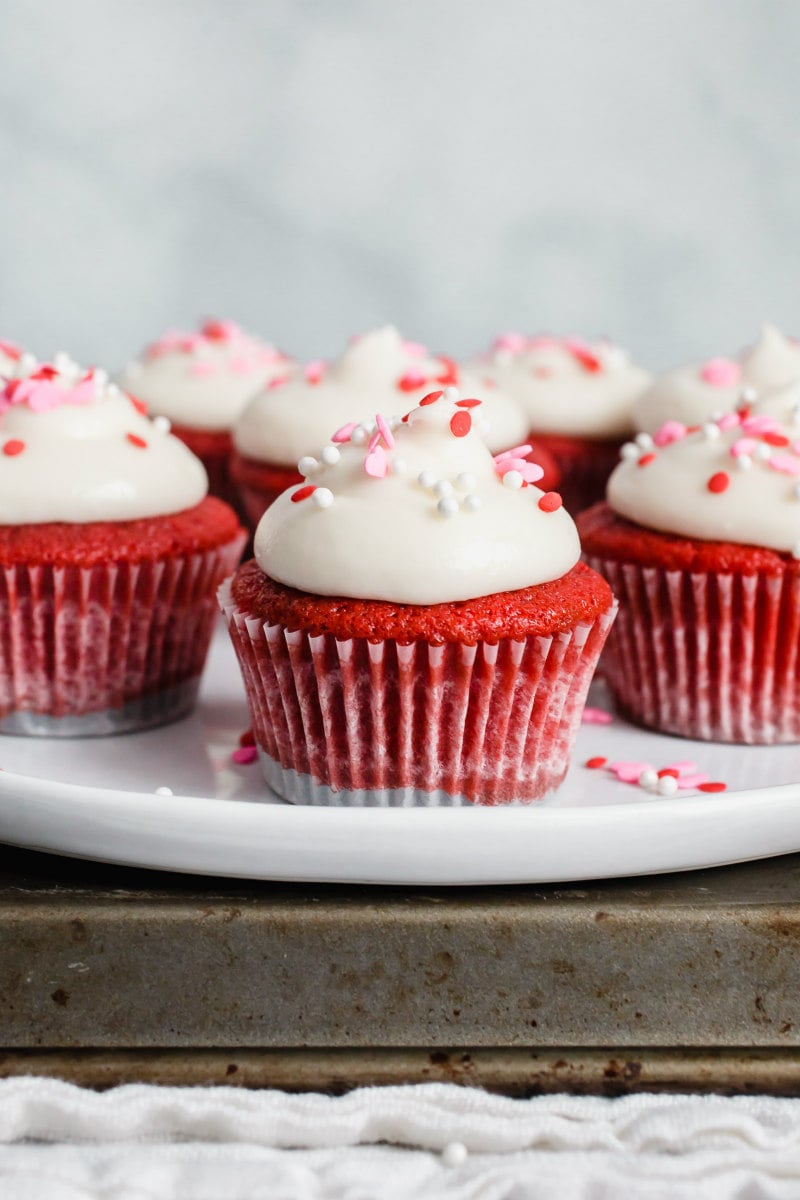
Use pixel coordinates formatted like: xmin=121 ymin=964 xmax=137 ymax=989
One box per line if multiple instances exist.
xmin=634 ymin=323 xmax=800 ymax=435
xmin=118 ymin=319 xmax=292 ymax=514
xmin=0 ymin=355 xmax=245 ymax=735
xmin=579 ymin=392 xmax=800 ymax=743
xmin=222 ymin=387 xmax=615 ymax=805
xmin=230 ymin=325 xmax=558 ymax=528
xmin=473 ymin=334 xmax=651 ymax=515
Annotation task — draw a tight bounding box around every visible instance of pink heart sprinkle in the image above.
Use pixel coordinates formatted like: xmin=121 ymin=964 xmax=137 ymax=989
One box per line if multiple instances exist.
xmin=699 ymin=358 xmax=742 ymax=387
xmin=364 ymin=446 xmax=388 ymax=478
xmin=608 ymin=760 xmax=653 ymax=783
xmin=231 ymin=746 xmax=257 ymax=765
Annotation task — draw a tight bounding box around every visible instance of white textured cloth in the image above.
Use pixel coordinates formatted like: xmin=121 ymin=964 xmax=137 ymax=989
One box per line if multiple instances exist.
xmin=1 ymin=1079 xmax=800 ymax=1199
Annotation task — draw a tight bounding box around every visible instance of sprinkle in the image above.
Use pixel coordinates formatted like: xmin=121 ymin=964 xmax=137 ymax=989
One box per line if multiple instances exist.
xmin=239 ymin=729 xmax=255 ymax=746
xmin=455 ymin=397 xmax=482 ymax=408
xmin=155 ymin=786 xmax=173 ymax=796
xmin=364 ymin=446 xmax=388 ymax=478
xmin=130 ymin=396 xmax=148 ymax=416
xmin=418 ymin=470 xmax=436 ymax=488
xmin=568 ymin=342 xmax=603 ymax=373
xmin=390 ymin=456 xmax=407 ymax=474
xmin=463 ymin=494 xmax=481 ymax=512
xmin=730 ymin=437 xmax=757 ymax=458
xmin=320 ymin=445 xmax=340 ymax=466
xmin=437 ymin=496 xmax=459 ymax=518
xmin=700 ymin=357 xmax=742 ymax=387
xmin=538 ymin=491 xmax=563 ymax=512
xmin=702 ymin=422 xmax=721 ymax=441
xmin=755 ymin=443 xmax=772 ymax=461
xmin=312 ymin=487 xmax=334 ymax=508
xmin=620 ymin=442 xmax=639 ymax=460
xmin=657 ymin=775 xmax=679 ymax=796
xmin=435 ymin=359 xmax=459 ymax=387
xmin=332 ymin=422 xmax=357 ymax=444
xmin=351 ymin=425 xmax=368 ymax=446
xmin=449 ymin=411 xmax=472 ymax=438
xmin=298 ymin=455 xmax=318 ymax=476
xmin=739 ymin=386 xmax=758 ymax=403
xmin=608 ymin=761 xmax=653 ymax=783
xmin=153 ymin=416 xmax=171 ymax=433
xmin=434 ymin=479 xmax=454 ymax=498
xmin=657 ymin=768 xmax=680 ymax=779
xmin=375 ymin=412 xmax=395 ymax=448
xmin=266 ymin=375 xmax=290 ymax=390
xmin=707 ymin=471 xmax=730 ymax=493
xmin=653 ymin=420 xmax=687 ymax=447
xmin=635 ymin=432 xmax=654 ymax=450
xmin=304 ymin=360 xmax=325 ymax=384
xmin=638 ymin=768 xmax=659 ymax=790
xmin=763 ymin=432 xmax=791 ymax=447
xmin=2 ymin=439 xmax=25 ymax=456
xmin=232 ymin=746 xmax=258 ymax=765
xmin=398 ymin=370 xmax=427 ymax=392
xmin=698 ymin=781 xmax=727 ymax=793
xmin=585 ymin=756 xmax=608 ymax=769
xmin=742 ymin=414 xmax=781 ymax=435
xmin=291 ymin=484 xmax=316 ymax=503
xmin=638 ymin=453 xmax=656 ymax=467
xmin=717 ymin=412 xmax=741 ymax=431
xmin=442 ymin=386 xmax=460 ymax=402
xmin=126 ymin=433 xmax=148 ymax=449
xmin=502 ymin=470 xmax=524 ymax=490
xmin=456 ymin=472 xmax=477 ymax=491
xmin=495 ymin=443 xmax=534 ymax=463
xmin=768 ymin=455 xmax=800 ymax=476
xmin=581 ymin=707 xmax=612 ymax=725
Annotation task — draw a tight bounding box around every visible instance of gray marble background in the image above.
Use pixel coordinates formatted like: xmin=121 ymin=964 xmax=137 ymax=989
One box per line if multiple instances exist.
xmin=0 ymin=0 xmax=798 ymax=372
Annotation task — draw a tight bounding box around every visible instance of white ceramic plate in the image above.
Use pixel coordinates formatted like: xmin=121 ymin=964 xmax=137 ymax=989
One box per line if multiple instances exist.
xmin=0 ymin=623 xmax=798 ymax=884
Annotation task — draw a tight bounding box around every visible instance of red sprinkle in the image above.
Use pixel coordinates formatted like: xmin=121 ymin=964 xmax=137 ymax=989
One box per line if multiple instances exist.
xmin=762 ymin=432 xmax=790 ymax=447
xmin=455 ymin=398 xmax=481 ymax=408
xmin=291 ymin=484 xmax=316 ymax=503
xmin=126 ymin=433 xmax=148 ymax=449
xmin=698 ymin=781 xmax=727 ymax=793
xmin=31 ymin=365 xmax=58 ymax=380
xmin=737 ymin=403 xmax=752 ymax=421
xmin=130 ymin=396 xmax=148 ymax=415
xmin=585 ymin=756 xmax=608 ymax=769
xmin=657 ymin=768 xmax=680 ymax=779
xmin=398 ymin=372 xmax=426 ymax=392
xmin=435 ymin=358 xmax=458 ymax=386
xmin=638 ymin=453 xmax=656 ymax=467
xmin=538 ymin=491 xmax=563 ymax=512
xmin=450 ymin=411 xmax=472 ymax=438
xmin=571 ymin=347 xmax=603 ymax=373
xmin=238 ymin=728 xmax=255 ymax=747
xmin=2 ymin=439 xmax=25 ymax=456
xmin=707 ymin=471 xmax=730 ymax=494
xmin=419 ymin=390 xmax=443 ymax=407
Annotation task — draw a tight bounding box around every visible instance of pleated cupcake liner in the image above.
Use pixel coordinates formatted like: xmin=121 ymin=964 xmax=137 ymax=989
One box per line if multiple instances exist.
xmin=584 ymin=554 xmax=800 ymax=744
xmin=0 ymin=534 xmax=245 ymax=736
xmin=221 ymin=579 xmax=617 ymax=806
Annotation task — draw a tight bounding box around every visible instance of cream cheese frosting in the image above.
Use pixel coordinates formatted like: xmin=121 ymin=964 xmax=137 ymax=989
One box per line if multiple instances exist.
xmin=633 ymin=324 xmax=800 ymax=436
xmin=473 ymin=334 xmax=651 ymax=439
xmin=608 ymin=401 xmax=800 ymax=553
xmin=254 ymin=387 xmax=579 ymax=605
xmin=234 ymin=325 xmax=528 ymax=463
xmin=118 ymin=319 xmax=291 ymax=433
xmin=0 ymin=355 xmax=207 ymax=524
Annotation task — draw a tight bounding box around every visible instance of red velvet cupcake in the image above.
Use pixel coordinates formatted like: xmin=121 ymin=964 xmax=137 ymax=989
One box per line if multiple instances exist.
xmin=0 ymin=356 xmax=244 ymax=735
xmin=222 ymin=387 xmax=615 ymax=805
xmin=230 ymin=326 xmax=558 ymax=528
xmin=579 ymin=391 xmax=800 ymax=743
xmin=472 ymin=334 xmax=651 ymax=514
xmin=118 ymin=319 xmax=292 ymax=517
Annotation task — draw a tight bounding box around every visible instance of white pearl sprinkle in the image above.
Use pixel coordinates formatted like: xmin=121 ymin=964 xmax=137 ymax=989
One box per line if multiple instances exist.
xmin=740 ymin=386 xmax=758 ymax=403
xmin=463 ymin=493 xmax=482 ymax=512
xmin=390 ymin=456 xmax=407 ymax=475
xmin=434 ymin=479 xmax=454 ymax=498
xmin=153 ymin=415 xmax=171 ymax=434
xmin=320 ymin=445 xmax=340 ymax=466
xmin=418 ymin=470 xmax=436 ymax=488
xmin=106 ymin=382 xmax=121 ymax=399
xmin=635 ymin=432 xmax=654 ymax=450
xmin=312 ymin=487 xmax=334 ymax=509
xmin=657 ymin=775 xmax=679 ymax=797
xmin=19 ymin=352 xmax=37 ymax=375
xmin=620 ymin=442 xmax=639 ymax=460
xmin=502 ymin=470 xmax=524 ymax=490
xmin=702 ymin=422 xmax=720 ymax=441
xmin=351 ymin=426 xmax=368 ymax=446
xmin=735 ymin=453 xmax=752 ymax=471
xmin=298 ymin=455 xmax=318 ymax=476
xmin=155 ymin=786 xmax=173 ymax=796
xmin=638 ymin=768 xmax=658 ymax=791
xmin=442 ymin=1142 xmax=468 ymax=1168
xmin=437 ymin=495 xmax=459 ymax=518
xmin=53 ymin=351 xmax=73 ymax=372
xmin=456 ymin=471 xmax=477 ymax=491
xmin=443 ymin=386 xmax=460 ymax=403
xmin=756 ymin=443 xmax=772 ymax=461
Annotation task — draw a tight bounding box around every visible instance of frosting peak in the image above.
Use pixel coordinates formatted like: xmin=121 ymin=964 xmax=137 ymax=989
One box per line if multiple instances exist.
xmin=254 ymin=388 xmax=579 ymax=605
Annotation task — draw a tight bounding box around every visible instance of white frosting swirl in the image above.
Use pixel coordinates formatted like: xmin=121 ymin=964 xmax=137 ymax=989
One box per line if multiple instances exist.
xmin=118 ymin=320 xmax=291 ymax=433
xmin=255 ymin=388 xmax=579 ymax=605
xmin=634 ymin=324 xmax=800 ymax=435
xmin=234 ymin=326 xmax=528 ymax=462
xmin=0 ymin=357 xmax=207 ymax=524
xmin=608 ymin=403 xmax=800 ymax=553
xmin=473 ymin=335 xmax=651 ymax=439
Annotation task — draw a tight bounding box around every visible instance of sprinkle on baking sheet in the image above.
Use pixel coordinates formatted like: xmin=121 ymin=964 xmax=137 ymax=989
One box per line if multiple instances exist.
xmin=590 ymin=756 xmax=728 ymax=796
xmin=231 ymin=746 xmax=257 ymax=765
xmin=581 ymin=707 xmax=612 ymax=724
xmin=707 ymin=471 xmax=730 ymax=493
xmin=585 ymin=756 xmax=608 ymax=769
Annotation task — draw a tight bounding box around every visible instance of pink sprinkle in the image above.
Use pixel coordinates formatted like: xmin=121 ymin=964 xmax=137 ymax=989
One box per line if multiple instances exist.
xmin=375 ymin=412 xmax=395 ymax=449
xmin=653 ymin=420 xmax=687 ymax=447
xmin=608 ymin=761 xmax=653 ymax=783
xmin=231 ymin=746 xmax=257 ymax=765
xmin=492 ymin=332 xmax=529 ymax=353
xmin=742 ymin=415 xmax=781 ymax=435
xmin=581 ymin=707 xmax=613 ymax=725
xmin=332 ymin=422 xmax=357 ymax=443
xmin=229 ymin=356 xmax=259 ymax=374
xmin=266 ymin=375 xmax=290 ymax=390
xmin=495 ymin=444 xmax=534 ymax=463
xmin=402 ymin=340 xmax=428 ymax=358
xmin=700 ymin=358 xmax=742 ymax=387
xmin=304 ymin=360 xmax=326 ymax=384
xmin=364 ymin=445 xmax=388 ymax=478
xmin=188 ymin=360 xmax=217 ymax=377
xmin=768 ymin=455 xmax=800 ymax=475
xmin=368 ymin=430 xmax=381 ymax=454
xmin=730 ymin=437 xmax=758 ymax=458
xmin=717 ymin=412 xmax=741 ymax=431
xmin=496 ymin=457 xmax=530 ymax=474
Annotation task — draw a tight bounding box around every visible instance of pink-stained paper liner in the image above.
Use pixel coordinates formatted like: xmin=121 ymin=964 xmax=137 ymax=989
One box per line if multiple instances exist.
xmin=220 ymin=579 xmax=617 ymax=806
xmin=0 ymin=534 xmax=245 ymax=736
xmin=584 ymin=554 xmax=800 ymax=744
